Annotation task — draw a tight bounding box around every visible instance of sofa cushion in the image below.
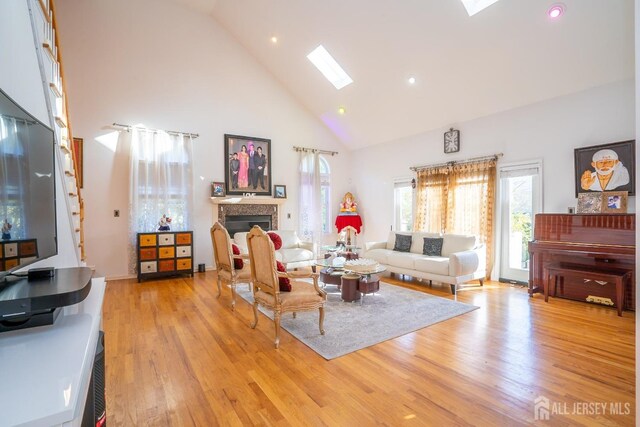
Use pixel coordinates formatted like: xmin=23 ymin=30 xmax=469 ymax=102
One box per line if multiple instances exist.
xmin=386 ymin=252 xmax=424 ymax=270
xmin=365 ymin=248 xmax=391 ymax=265
xmin=423 ymin=237 xmax=444 ymax=256
xmin=386 ymin=231 xmax=411 ymax=250
xmin=276 ymin=230 xmax=299 ymax=249
xmin=441 ymin=234 xmax=477 ymax=257
xmin=393 ymin=234 xmax=412 ymax=252
xmin=278 ymin=248 xmax=313 ymax=264
xmin=409 ymin=232 xmax=441 ymax=253
xmin=414 ymin=256 xmax=450 ymax=276
xmin=233 ymin=232 xmax=249 ymax=253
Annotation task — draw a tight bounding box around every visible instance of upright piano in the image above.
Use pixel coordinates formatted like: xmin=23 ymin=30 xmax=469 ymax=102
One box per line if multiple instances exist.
xmin=528 ymin=213 xmax=636 ymax=310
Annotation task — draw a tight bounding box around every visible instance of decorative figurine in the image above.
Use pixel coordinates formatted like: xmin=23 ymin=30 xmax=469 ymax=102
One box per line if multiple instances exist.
xmin=340 ymin=192 xmax=357 ymax=213
xmin=157 ymin=214 xmax=172 ymax=231
xmin=1 ymin=219 xmax=11 ymax=240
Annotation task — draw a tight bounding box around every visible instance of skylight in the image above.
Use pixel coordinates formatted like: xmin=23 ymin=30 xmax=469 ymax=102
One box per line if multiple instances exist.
xmin=460 ymin=0 xmax=501 ymax=16
xmin=307 ymin=45 xmax=353 ymax=90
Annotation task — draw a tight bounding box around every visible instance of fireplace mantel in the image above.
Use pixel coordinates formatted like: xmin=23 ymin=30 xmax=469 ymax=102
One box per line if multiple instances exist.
xmin=210 ymin=197 xmax=286 ymax=231
xmin=210 ymin=197 xmax=287 ymax=206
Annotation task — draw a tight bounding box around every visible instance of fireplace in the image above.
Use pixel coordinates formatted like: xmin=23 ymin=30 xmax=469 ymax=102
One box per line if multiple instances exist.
xmin=217 ymin=203 xmax=279 ymax=236
xmin=224 ymin=215 xmax=272 ymax=236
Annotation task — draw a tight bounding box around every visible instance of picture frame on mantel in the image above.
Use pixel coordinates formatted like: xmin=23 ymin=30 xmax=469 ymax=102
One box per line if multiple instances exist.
xmin=224 ymin=134 xmax=272 ymax=196
xmin=574 ymin=140 xmax=635 ymax=197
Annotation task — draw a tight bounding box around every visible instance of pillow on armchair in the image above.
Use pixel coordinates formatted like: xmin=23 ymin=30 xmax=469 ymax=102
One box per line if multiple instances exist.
xmin=231 ymin=243 xmax=244 ymax=269
xmin=267 ymin=231 xmax=283 ymax=250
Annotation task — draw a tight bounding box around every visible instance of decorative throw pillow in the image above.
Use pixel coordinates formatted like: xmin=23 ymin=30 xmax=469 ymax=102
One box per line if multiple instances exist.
xmin=267 ymin=231 xmax=283 ymax=250
xmin=423 ymin=237 xmax=444 ymax=256
xmin=276 ymin=260 xmax=291 ymax=291
xmin=393 ymin=234 xmax=412 ymax=252
xmin=231 ymin=243 xmax=243 ymax=270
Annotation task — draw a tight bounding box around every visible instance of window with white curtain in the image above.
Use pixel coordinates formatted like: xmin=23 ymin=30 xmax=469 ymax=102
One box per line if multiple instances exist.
xmin=319 ymin=156 xmax=331 ymax=234
xmin=128 ymin=128 xmax=193 ymax=273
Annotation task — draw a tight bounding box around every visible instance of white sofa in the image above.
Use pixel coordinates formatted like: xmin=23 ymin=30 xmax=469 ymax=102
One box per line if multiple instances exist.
xmin=364 ymin=231 xmax=486 ymax=294
xmin=233 ymin=230 xmax=315 ymax=270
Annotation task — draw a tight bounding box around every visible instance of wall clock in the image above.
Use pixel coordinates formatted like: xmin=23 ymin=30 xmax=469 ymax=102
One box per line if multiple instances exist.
xmin=444 ymin=128 xmax=460 ymax=154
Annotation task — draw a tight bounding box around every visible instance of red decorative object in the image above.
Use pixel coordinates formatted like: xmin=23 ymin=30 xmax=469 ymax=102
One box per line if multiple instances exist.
xmin=267 ymin=231 xmax=283 ymax=250
xmin=231 ymin=243 xmax=243 ymax=270
xmin=276 ymin=261 xmax=291 ymax=291
xmin=335 ymin=214 xmax=363 ymax=246
xmin=335 ymin=214 xmax=362 ymax=234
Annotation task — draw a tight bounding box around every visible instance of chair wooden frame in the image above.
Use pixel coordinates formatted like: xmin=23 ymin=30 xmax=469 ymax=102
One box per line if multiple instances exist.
xmin=246 ymin=225 xmax=326 ymax=348
xmin=210 ymin=222 xmax=251 ymax=310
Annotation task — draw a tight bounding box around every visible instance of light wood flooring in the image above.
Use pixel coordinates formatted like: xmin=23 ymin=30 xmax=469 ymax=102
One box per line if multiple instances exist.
xmin=103 ymin=272 xmax=635 ymax=426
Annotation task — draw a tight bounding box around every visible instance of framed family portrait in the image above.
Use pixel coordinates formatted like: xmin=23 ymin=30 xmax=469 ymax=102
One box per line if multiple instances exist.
xmin=224 ymin=134 xmax=272 ymax=196
xmin=211 ymin=181 xmax=225 ymax=197
xmin=574 ymin=140 xmax=635 ymax=197
xmin=274 ymin=185 xmax=287 ymax=199
xmin=602 ymin=191 xmax=628 ymax=213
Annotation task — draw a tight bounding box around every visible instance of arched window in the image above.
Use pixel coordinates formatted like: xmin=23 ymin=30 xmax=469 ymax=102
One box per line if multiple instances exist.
xmin=319 ymin=156 xmax=331 ymax=233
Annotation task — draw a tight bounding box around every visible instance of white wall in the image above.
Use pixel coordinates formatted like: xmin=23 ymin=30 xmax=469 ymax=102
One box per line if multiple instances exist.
xmin=352 ymin=80 xmax=635 ymax=246
xmin=56 ymin=0 xmax=352 ymax=278
xmin=0 ymin=0 xmax=79 ymax=271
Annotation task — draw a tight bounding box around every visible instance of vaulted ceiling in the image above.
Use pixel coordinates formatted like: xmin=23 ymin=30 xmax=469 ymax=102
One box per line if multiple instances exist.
xmin=170 ymin=0 xmax=634 ymax=150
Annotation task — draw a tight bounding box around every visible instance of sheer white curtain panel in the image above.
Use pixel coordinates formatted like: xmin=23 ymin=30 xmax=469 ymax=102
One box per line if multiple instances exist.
xmin=298 ymin=151 xmax=322 ymax=244
xmin=128 ymin=127 xmax=193 ymax=273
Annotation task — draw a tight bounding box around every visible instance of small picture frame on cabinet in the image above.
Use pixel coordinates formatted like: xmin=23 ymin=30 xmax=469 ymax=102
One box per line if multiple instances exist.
xmin=576 ymin=193 xmax=602 ymax=214
xmin=601 ymin=191 xmax=628 ymax=213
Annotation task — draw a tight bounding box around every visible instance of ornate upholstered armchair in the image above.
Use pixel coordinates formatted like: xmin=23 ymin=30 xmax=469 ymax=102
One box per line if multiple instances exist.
xmin=246 ymin=225 xmax=326 ymax=348
xmin=210 ymin=222 xmax=251 ymax=311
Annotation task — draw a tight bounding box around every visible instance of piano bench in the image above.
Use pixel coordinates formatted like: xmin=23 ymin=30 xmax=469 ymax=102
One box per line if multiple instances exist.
xmin=543 ymin=263 xmax=631 ymax=316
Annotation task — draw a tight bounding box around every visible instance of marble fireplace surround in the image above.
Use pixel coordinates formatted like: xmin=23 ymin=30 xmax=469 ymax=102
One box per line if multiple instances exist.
xmin=217 ymin=204 xmax=279 ymax=231
xmin=211 ymin=197 xmax=288 ymax=233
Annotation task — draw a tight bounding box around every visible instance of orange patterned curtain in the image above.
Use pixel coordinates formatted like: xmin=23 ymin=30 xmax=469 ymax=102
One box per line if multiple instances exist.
xmin=413 ymin=158 xmax=497 ymax=276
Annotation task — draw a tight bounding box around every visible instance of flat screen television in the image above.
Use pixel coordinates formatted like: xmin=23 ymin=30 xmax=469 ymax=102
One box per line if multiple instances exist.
xmin=0 ymin=88 xmax=57 ymax=283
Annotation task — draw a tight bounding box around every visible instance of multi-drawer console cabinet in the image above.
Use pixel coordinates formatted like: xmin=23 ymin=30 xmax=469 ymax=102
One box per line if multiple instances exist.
xmin=137 ymin=231 xmax=194 ymax=282
xmin=0 ymin=239 xmax=38 ymax=272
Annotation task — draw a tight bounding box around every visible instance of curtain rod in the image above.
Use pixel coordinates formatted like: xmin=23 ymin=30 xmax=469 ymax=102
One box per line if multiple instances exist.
xmin=410 ymin=153 xmax=503 ymax=172
xmin=293 ymin=145 xmax=338 ymax=156
xmin=112 ymin=122 xmax=199 ymax=139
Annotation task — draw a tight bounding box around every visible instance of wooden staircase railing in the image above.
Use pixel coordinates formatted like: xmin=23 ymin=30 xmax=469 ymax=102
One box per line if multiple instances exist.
xmin=35 ymin=0 xmax=85 ymax=261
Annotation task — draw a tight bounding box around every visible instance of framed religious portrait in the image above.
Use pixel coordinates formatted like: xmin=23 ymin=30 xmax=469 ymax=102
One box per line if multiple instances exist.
xmin=224 ymin=134 xmax=272 ymax=196
xmin=574 ymin=140 xmax=635 ymax=197
xmin=601 ymin=191 xmax=628 ymax=213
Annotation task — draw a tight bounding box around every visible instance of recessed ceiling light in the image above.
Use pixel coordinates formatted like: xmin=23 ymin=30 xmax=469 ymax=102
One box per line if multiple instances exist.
xmin=338 ymin=106 xmax=346 ymax=115
xmin=270 ymin=36 xmax=278 ymax=43
xmin=307 ymin=45 xmax=353 ymax=90
xmin=408 ymin=77 xmax=416 ymax=85
xmin=460 ymin=0 xmax=501 ymax=17
xmin=547 ymin=3 xmax=565 ymax=19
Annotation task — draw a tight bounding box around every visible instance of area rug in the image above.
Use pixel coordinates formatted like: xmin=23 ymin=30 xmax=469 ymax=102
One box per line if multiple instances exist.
xmin=236 ymin=282 xmax=478 ymax=359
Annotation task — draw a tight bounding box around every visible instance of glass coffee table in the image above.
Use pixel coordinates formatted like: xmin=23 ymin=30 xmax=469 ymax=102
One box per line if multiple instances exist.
xmin=315 ymin=259 xmax=386 ymax=304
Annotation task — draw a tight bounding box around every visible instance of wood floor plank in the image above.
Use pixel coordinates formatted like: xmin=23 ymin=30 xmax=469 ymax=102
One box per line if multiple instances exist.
xmin=102 ymin=272 xmax=635 ymax=426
